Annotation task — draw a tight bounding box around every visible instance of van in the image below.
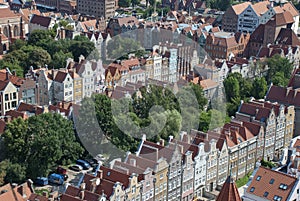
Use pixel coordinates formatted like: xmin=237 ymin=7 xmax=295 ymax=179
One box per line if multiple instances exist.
xmin=76 ymin=159 xmax=91 ymax=170
xmin=48 ymin=173 xmax=64 ymax=185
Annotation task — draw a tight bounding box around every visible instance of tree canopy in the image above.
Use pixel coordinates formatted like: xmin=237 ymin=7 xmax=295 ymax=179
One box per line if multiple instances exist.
xmin=0 ymin=30 xmax=98 ymax=76
xmin=2 ymin=113 xmax=84 ymax=179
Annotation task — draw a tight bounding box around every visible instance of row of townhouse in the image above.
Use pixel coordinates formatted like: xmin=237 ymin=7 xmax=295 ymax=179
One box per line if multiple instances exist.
xmin=104 ymin=43 xmax=196 ymax=88
xmin=25 ymin=56 xmax=103 ymax=105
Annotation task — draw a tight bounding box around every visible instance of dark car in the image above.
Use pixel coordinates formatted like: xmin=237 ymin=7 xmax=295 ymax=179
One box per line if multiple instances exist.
xmin=35 ymin=177 xmax=48 ymax=186
xmin=69 ymin=164 xmax=83 ymax=172
xmin=57 ymin=166 xmax=67 ymax=175
xmin=76 ymin=159 xmax=91 ymax=170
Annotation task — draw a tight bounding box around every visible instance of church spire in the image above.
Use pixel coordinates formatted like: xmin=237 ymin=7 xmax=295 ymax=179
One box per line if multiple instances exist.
xmin=216 ymin=174 xmax=242 ymax=201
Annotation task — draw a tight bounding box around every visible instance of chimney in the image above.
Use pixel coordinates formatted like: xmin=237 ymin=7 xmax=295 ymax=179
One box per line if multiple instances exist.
xmin=160 ymin=139 xmax=165 ymax=146
xmin=97 ymin=170 xmax=103 ymax=178
xmin=60 ymin=28 xmax=66 ymax=39
xmin=80 ymin=182 xmax=86 ymax=190
xmin=5 ymin=70 xmax=9 ymax=81
xmin=79 ymin=190 xmax=84 ymax=200
xmin=42 ymin=191 xmax=48 ymax=197
xmin=129 ymin=158 xmax=136 ymax=166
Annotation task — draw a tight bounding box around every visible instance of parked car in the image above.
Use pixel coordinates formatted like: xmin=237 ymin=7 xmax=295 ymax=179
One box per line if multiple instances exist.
xmin=76 ymin=159 xmax=91 ymax=170
xmin=57 ymin=166 xmax=67 ymax=175
xmin=48 ymin=173 xmax=64 ymax=185
xmin=69 ymin=164 xmax=83 ymax=172
xmin=35 ymin=177 xmax=48 ymax=186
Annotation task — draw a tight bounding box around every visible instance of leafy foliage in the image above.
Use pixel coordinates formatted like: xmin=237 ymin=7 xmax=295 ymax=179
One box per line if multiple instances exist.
xmin=2 ymin=114 xmax=84 ymax=178
xmin=78 ymin=84 xmax=208 ymax=152
xmin=1 ymin=30 xmax=97 ymax=75
xmin=267 ymin=54 xmax=293 ymax=86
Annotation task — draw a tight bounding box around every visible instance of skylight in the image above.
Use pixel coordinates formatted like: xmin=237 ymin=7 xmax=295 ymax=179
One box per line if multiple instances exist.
xmin=256 ymin=176 xmax=261 ymax=181
xmin=263 ymin=192 xmax=269 ymax=197
xmin=269 ymin=179 xmax=274 ymax=184
xmin=250 ymin=187 xmax=255 ymax=192
xmin=274 ymin=195 xmax=282 ymax=201
xmin=279 ymin=183 xmax=288 ymax=190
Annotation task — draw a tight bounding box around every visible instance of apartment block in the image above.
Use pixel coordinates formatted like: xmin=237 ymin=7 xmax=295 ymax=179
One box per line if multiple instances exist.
xmin=77 ymin=0 xmax=115 ymax=19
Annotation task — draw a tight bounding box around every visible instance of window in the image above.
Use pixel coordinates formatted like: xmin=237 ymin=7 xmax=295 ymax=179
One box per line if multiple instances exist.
xmin=279 ymin=183 xmax=288 ymax=190
xmin=274 ymin=195 xmax=282 ymax=201
xmin=263 ymin=192 xmax=269 ymax=197
xmin=269 ymin=179 xmax=274 ymax=184
xmin=256 ymin=176 xmax=261 ymax=181
xmin=250 ymin=187 xmax=255 ymax=192
xmin=4 ymin=94 xmax=8 ymax=101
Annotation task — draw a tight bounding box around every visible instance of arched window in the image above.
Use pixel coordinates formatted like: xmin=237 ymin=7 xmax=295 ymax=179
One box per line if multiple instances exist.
xmin=3 ymin=26 xmax=8 ymax=37
xmin=13 ymin=25 xmax=19 ymax=37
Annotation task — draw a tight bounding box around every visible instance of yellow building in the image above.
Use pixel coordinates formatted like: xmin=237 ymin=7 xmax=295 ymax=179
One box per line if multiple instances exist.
xmin=69 ymin=70 xmax=82 ymax=103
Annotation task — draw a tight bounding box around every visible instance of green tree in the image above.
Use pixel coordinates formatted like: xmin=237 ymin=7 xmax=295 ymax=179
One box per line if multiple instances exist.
xmin=50 ymin=51 xmax=73 ymax=69
xmin=9 ymin=39 xmax=27 ymax=52
xmin=2 ymin=114 xmax=84 ymax=178
xmin=107 ymin=36 xmax=142 ymax=60
xmin=4 ymin=161 xmax=26 ymax=184
xmin=251 ymin=77 xmax=268 ymax=99
xmin=28 ymin=30 xmax=53 ymax=46
xmin=224 ymin=76 xmax=240 ymax=102
xmin=118 ymin=0 xmax=131 ymax=7
xmin=267 ymin=54 xmax=293 ymax=84
xmin=28 ymin=48 xmax=51 ymax=68
xmin=272 ymin=72 xmax=288 ymax=87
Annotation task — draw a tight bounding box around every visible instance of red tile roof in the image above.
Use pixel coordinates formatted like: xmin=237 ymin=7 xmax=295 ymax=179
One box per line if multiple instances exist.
xmin=0 ymin=70 xmax=24 ymax=87
xmin=239 ymin=102 xmax=271 ymax=122
xmin=246 ymin=166 xmax=297 ymax=200
xmin=100 ymin=166 xmax=130 ymax=188
xmin=0 ymin=7 xmax=21 ymax=19
xmin=30 ymin=14 xmax=52 ymax=27
xmin=0 ymin=181 xmax=33 ymax=201
xmin=275 ymin=28 xmax=300 ymax=46
xmin=266 ymin=85 xmax=300 ymax=107
xmin=6 ymin=110 xmax=28 ymax=120
xmin=54 ymin=71 xmax=68 ymax=83
xmin=65 ymin=185 xmax=101 ymax=201
xmin=17 ymin=102 xmax=44 ymax=115
xmin=216 ymin=176 xmax=241 ymax=201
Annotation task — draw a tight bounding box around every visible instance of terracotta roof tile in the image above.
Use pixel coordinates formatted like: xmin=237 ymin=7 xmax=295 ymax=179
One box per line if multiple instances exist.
xmin=100 ymin=166 xmax=130 ymax=188
xmin=216 ymin=176 xmax=241 ymax=201
xmin=266 ymin=85 xmax=300 ymax=107
xmin=0 ymin=7 xmax=21 ymax=19
xmin=282 ymin=2 xmax=299 ymax=17
xmin=247 ymin=166 xmax=297 ymax=200
xmin=231 ymin=2 xmax=252 ymax=15
xmin=54 ymin=71 xmax=68 ymax=83
xmin=17 ymin=102 xmax=44 ymax=115
xmin=30 ymin=14 xmax=52 ymax=27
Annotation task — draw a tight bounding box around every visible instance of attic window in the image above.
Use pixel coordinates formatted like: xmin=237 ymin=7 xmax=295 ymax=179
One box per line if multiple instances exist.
xmin=269 ymin=179 xmax=275 ymax=184
xmin=263 ymin=192 xmax=269 ymax=197
xmin=250 ymin=187 xmax=255 ymax=192
xmin=107 ymin=171 xmax=111 ymax=176
xmin=256 ymin=176 xmax=261 ymax=181
xmin=279 ymin=183 xmax=288 ymax=190
xmin=274 ymin=195 xmax=282 ymax=201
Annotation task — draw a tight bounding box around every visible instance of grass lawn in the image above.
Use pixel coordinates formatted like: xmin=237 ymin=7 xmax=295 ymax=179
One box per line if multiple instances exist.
xmin=236 ymin=171 xmax=253 ymax=188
